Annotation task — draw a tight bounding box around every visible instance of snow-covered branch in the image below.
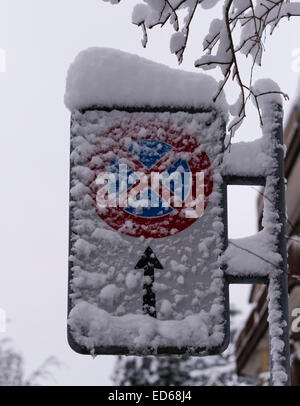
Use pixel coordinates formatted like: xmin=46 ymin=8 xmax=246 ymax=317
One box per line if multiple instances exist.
xmin=102 ymin=0 xmax=300 ymax=138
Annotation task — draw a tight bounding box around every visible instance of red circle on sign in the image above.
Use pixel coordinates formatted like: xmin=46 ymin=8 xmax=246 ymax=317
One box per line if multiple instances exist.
xmin=88 ymin=120 xmax=213 ymax=238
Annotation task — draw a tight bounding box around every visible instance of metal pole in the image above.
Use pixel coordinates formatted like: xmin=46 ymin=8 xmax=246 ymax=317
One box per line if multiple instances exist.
xmin=268 ymin=103 xmax=290 ymax=386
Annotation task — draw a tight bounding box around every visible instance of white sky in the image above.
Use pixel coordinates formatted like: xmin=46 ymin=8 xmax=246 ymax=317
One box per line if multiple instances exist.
xmin=0 ymin=0 xmax=299 ymax=386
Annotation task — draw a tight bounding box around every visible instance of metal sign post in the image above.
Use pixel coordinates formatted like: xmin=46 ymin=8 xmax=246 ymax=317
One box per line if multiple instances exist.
xmin=223 ymin=103 xmax=290 ymax=386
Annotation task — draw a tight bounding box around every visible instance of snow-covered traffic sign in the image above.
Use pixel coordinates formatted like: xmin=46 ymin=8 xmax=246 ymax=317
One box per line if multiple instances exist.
xmin=65 ymin=48 xmax=290 ymax=385
xmin=66 ymin=48 xmax=229 ymax=356
xmin=67 ymin=107 xmax=228 ymax=356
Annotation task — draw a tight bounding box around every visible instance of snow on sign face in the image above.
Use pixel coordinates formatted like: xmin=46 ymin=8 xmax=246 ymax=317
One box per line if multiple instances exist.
xmin=68 ymin=109 xmax=228 ymax=355
xmin=66 ymin=49 xmax=229 ymax=356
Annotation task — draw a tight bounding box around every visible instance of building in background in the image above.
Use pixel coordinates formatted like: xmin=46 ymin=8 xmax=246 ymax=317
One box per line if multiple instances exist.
xmin=235 ymin=96 xmax=300 ymax=385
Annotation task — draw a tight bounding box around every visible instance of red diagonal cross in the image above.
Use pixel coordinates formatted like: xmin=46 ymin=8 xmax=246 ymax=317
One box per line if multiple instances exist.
xmin=120 ymin=148 xmax=184 ymax=209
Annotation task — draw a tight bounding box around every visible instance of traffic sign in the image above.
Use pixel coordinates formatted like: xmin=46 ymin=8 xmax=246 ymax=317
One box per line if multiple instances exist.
xmin=88 ymin=120 xmax=213 ymax=238
xmin=68 ymin=108 xmax=229 ymax=355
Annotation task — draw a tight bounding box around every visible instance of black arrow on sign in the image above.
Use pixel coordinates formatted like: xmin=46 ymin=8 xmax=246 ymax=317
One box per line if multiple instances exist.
xmin=135 ymin=246 xmax=163 ymax=318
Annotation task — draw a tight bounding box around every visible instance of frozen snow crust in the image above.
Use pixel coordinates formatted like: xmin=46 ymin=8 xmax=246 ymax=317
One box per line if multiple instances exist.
xmin=65 ymin=47 xmax=228 ymax=114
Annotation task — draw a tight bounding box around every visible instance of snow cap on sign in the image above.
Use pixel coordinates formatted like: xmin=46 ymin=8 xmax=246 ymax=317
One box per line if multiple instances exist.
xmin=64 ymin=47 xmax=228 ymax=114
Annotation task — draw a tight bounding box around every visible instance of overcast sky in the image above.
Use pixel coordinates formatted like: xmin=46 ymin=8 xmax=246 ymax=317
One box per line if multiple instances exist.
xmin=0 ymin=0 xmax=299 ymax=386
